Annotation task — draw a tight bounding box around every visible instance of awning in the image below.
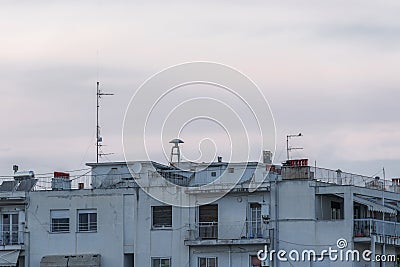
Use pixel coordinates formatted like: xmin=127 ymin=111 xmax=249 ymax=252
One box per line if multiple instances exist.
xmin=354 ymin=196 xmax=397 ymax=214
xmin=0 ymin=250 xmax=20 ymax=267
xmin=382 ymin=202 xmax=400 ymax=214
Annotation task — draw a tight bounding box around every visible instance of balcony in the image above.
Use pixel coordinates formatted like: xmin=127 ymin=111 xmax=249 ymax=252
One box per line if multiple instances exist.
xmin=354 ymin=219 xmax=400 ymax=245
xmin=184 ymin=221 xmax=270 ymax=246
xmin=0 ymin=229 xmax=24 ymax=248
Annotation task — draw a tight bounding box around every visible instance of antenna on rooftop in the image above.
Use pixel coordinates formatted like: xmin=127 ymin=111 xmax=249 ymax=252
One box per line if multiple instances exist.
xmin=286 ymin=133 xmax=303 ymax=160
xmin=169 ymin=138 xmax=184 ymax=164
xmin=96 ymin=81 xmax=114 ymax=163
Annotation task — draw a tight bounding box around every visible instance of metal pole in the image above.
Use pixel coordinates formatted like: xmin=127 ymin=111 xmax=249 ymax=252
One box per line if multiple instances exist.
xmin=96 ymin=81 xmax=100 ymax=163
xmin=382 ymin=167 xmax=386 ymax=267
xmin=286 ymin=135 xmax=289 ymax=160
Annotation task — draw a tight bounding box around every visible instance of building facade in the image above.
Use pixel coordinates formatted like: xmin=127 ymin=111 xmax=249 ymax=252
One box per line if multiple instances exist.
xmin=0 ymin=159 xmax=398 ymax=266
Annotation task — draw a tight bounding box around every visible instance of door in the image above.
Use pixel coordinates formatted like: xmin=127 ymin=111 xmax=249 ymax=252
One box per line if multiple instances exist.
xmin=198 ymin=205 xmax=218 ymax=239
xmin=249 ymin=203 xmax=262 ymax=238
xmin=2 ymin=213 xmax=19 ymax=245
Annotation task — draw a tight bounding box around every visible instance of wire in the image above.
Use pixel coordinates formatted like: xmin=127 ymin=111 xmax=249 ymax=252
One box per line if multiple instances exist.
xmin=0 ymin=167 xmax=91 ymax=178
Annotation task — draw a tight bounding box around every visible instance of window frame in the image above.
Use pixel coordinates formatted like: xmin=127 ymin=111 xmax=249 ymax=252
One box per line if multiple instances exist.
xmin=50 ymin=209 xmax=70 ymax=233
xmin=77 ymin=209 xmax=97 ymax=232
xmin=151 ymin=257 xmax=171 ymax=267
xmin=249 ymin=255 xmax=262 ymax=267
xmin=331 ymin=201 xmax=342 ymax=220
xmin=198 ymin=257 xmax=218 ymax=267
xmin=152 ymin=206 xmax=172 ymax=229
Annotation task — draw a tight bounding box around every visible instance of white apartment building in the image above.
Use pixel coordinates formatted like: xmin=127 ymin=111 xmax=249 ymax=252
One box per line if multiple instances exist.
xmin=1 ymin=157 xmax=398 ymax=267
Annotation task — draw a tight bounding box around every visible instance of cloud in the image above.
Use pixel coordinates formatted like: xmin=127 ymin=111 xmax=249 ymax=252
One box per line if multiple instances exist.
xmin=0 ymin=1 xmax=400 ymax=178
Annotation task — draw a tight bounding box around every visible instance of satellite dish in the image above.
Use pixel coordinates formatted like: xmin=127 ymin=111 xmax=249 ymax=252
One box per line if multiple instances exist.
xmin=130 ymin=162 xmax=142 ymax=173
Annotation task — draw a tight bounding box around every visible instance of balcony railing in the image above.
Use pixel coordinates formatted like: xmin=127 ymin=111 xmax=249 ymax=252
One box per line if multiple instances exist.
xmin=198 ymin=222 xmax=218 ymax=239
xmin=354 ymin=219 xmax=400 ymax=238
xmin=190 ymin=220 xmax=268 ymax=241
xmin=0 ymin=229 xmax=24 ymax=245
xmin=245 ymin=220 xmax=263 ymax=239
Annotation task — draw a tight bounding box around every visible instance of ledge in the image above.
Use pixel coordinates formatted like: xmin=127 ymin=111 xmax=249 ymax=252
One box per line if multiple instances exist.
xmin=184 ymin=238 xmax=270 ymax=246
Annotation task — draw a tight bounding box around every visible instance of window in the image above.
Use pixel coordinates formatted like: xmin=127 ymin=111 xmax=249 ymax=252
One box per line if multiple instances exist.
xmin=331 ymin=201 xmax=342 ymax=220
xmin=198 ymin=257 xmax=218 ymax=267
xmin=211 ymin=172 xmax=217 ymax=177
xmin=2 ymin=213 xmax=19 ymax=245
xmin=51 ymin=210 xmax=69 ymax=233
xmin=152 ymin=258 xmax=171 ymax=267
xmin=152 ymin=206 xmax=172 ymax=228
xmin=250 ymin=255 xmax=261 ymax=267
xmin=198 ymin=205 xmax=218 ymax=239
xmin=78 ymin=209 xmax=97 ymax=232
xmin=228 ymin=168 xmax=234 ymax=173
xmin=249 ymin=203 xmax=262 ymax=238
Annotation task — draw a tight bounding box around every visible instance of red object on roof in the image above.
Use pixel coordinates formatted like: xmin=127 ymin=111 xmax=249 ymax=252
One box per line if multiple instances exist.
xmin=286 ymin=159 xmax=308 ymax=167
xmin=54 ymin=172 xmax=70 ymax=179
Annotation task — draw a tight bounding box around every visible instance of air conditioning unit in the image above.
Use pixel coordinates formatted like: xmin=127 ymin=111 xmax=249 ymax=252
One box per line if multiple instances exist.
xmin=261 ymin=204 xmax=270 ymax=220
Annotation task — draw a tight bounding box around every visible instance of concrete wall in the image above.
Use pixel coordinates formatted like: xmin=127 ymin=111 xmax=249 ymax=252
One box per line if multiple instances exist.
xmin=27 ymin=188 xmax=135 ymax=267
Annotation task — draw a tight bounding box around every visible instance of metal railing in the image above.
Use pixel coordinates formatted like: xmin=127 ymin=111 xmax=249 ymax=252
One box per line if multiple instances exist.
xmin=0 ymin=230 xmax=24 ymax=245
xmin=190 ymin=220 xmax=268 ymax=240
xmin=244 ymin=220 xmax=264 ymax=239
xmin=78 ymin=222 xmax=97 ymax=232
xmin=309 ymin=167 xmax=397 ymax=192
xmin=354 ymin=219 xmax=400 ymax=238
xmin=198 ymin=222 xmax=218 ymax=239
xmin=50 ymin=222 xmax=70 ymax=233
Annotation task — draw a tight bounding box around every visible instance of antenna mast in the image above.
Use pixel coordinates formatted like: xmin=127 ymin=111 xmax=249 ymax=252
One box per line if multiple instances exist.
xmin=96 ymin=81 xmax=114 ymax=163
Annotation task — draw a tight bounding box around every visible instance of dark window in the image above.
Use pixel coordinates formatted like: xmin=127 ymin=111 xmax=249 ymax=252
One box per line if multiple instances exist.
xmin=211 ymin=172 xmax=217 ymax=177
xmin=250 ymin=255 xmax=261 ymax=267
xmin=152 ymin=206 xmax=172 ymax=228
xmin=78 ymin=210 xmax=97 ymax=232
xmin=198 ymin=257 xmax=217 ymax=267
xmin=152 ymin=258 xmax=171 ymax=267
xmin=198 ymin=205 xmax=218 ymax=239
xmin=331 ymin=201 xmax=342 ymax=220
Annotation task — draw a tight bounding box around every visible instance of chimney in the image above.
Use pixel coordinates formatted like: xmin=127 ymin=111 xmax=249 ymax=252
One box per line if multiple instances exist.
xmin=263 ymin=151 xmax=273 ymax=164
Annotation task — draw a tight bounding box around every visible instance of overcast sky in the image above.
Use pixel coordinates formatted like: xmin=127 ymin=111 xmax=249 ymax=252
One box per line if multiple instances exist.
xmin=1 ymin=0 xmax=399 ymax=179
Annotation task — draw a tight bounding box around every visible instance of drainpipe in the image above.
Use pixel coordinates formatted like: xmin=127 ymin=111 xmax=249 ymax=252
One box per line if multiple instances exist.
xmin=24 ymin=229 xmax=30 ymax=267
xmin=24 ymin=194 xmax=30 ymax=267
xmin=228 ymin=245 xmax=232 ymax=267
xmin=371 ymin=235 xmax=376 ymax=267
xmin=134 ymin=186 xmax=139 ymax=267
xmin=382 ymin=168 xmax=386 ymax=267
xmin=274 ymin=175 xmax=279 ymax=267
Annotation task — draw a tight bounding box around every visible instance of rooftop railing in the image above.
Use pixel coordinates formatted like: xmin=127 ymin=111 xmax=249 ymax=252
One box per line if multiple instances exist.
xmin=289 ymin=166 xmax=399 ymax=193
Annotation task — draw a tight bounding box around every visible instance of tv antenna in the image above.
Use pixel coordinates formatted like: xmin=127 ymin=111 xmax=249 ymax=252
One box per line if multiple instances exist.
xmin=286 ymin=133 xmax=303 ymax=160
xmin=96 ymin=81 xmax=114 ymax=163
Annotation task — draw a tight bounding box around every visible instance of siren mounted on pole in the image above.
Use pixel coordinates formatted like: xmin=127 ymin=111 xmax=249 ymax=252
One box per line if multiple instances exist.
xmin=169 ymin=138 xmax=184 ymax=164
